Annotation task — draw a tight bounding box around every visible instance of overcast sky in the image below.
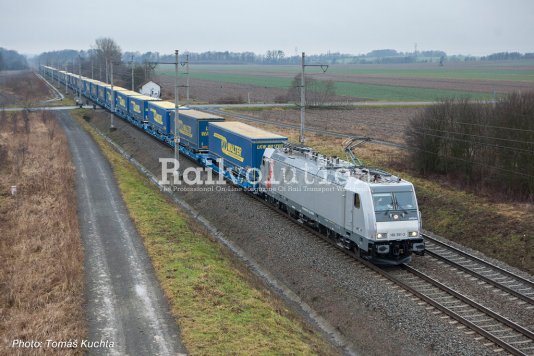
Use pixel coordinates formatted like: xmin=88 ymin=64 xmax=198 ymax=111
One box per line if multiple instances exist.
xmin=1 ymin=0 xmax=533 ymax=56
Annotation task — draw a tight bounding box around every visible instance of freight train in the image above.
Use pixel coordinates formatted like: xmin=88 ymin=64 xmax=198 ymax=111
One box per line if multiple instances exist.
xmin=40 ymin=65 xmax=425 ymax=264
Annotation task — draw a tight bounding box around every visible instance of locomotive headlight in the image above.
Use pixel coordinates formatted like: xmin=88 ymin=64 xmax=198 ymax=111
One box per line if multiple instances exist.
xmin=409 ymin=231 xmax=418 ymax=237
xmin=376 ymin=233 xmax=387 ymax=239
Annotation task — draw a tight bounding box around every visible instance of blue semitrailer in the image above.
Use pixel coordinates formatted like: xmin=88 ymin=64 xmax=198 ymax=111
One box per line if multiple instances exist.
xmin=96 ymin=83 xmax=111 ymax=106
xmin=83 ymin=79 xmax=95 ymax=97
xmin=208 ymin=121 xmax=287 ymax=187
xmin=129 ymin=95 xmax=161 ymax=124
xmin=146 ymin=100 xmax=176 ymax=145
xmin=105 ymin=86 xmax=127 ymax=110
xmin=146 ymin=101 xmax=194 ymax=144
xmin=89 ymin=80 xmax=101 ymax=101
xmin=114 ymin=89 xmax=143 ymax=118
xmin=70 ymin=74 xmax=77 ymax=90
xmin=58 ymin=71 xmax=66 ymax=85
xmin=170 ymin=110 xmax=224 ymax=152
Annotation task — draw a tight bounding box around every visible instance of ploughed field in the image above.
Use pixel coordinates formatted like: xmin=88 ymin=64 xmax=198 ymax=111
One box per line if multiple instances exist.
xmin=156 ymin=60 xmax=534 ymax=102
xmin=224 ymin=106 xmax=421 ymax=145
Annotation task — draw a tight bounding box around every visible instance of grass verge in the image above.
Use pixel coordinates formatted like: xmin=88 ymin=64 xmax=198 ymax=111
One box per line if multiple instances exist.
xmin=71 ymin=110 xmax=337 ymax=355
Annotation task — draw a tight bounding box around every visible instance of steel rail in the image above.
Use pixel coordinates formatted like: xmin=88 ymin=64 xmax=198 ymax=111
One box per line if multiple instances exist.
xmin=424 ymin=249 xmax=534 ymax=305
xmin=423 ymin=234 xmax=534 ymax=290
xmin=396 ymin=264 xmax=533 ymax=356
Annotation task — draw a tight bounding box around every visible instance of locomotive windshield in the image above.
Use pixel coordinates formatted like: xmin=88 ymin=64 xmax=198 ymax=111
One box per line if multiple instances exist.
xmin=372 ymin=193 xmax=394 ymax=211
xmin=372 ymin=192 xmax=416 ymax=212
xmin=395 ymin=191 xmax=416 ymax=210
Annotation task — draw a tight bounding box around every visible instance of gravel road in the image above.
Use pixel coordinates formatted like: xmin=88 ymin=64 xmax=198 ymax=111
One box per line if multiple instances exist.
xmin=82 ymin=109 xmax=499 ymax=355
xmin=56 ymin=111 xmax=186 ymax=356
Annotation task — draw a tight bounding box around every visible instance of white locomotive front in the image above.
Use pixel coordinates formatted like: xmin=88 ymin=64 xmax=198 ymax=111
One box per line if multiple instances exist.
xmin=259 ymin=145 xmax=425 ymax=265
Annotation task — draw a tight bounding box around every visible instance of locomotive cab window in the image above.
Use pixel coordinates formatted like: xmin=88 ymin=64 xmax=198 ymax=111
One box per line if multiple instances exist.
xmin=372 ymin=192 xmax=416 ymax=212
xmin=372 ymin=193 xmax=394 ymax=211
xmin=395 ymin=191 xmax=416 ymax=210
xmin=353 ymin=193 xmax=361 ymax=209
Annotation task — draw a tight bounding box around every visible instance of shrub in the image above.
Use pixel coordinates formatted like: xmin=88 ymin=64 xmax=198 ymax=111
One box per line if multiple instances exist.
xmin=406 ymin=93 xmax=534 ymax=201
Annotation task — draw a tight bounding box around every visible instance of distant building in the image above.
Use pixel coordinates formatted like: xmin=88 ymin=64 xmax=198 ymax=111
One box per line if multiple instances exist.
xmin=139 ymin=81 xmax=161 ymax=98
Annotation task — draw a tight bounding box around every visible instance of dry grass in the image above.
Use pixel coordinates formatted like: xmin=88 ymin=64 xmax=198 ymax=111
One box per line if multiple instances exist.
xmin=0 ymin=111 xmax=86 ymax=355
xmin=0 ymin=71 xmax=52 ymax=107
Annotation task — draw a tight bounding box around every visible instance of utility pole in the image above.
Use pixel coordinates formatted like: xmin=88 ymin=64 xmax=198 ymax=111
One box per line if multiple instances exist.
xmin=110 ymin=62 xmax=115 ymax=130
xmin=185 ymin=54 xmax=190 ymax=103
xmin=141 ymin=54 xmax=182 ymax=167
xmin=64 ymin=63 xmax=68 ymax=94
xmin=130 ymin=55 xmax=135 ymax=91
xmin=299 ymin=52 xmax=329 ymax=145
xmin=105 ymin=58 xmax=109 ymax=83
xmin=91 ymin=59 xmax=94 ymax=80
xmin=299 ymin=52 xmax=305 ymax=144
xmin=78 ymin=55 xmax=82 ymax=104
xmin=174 ymin=50 xmax=180 ymax=167
xmin=56 ymin=61 xmax=60 ymax=88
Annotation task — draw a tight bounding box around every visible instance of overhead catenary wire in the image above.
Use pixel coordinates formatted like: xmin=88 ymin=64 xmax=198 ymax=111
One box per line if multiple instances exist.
xmin=313 ymin=115 xmax=534 ymax=148
xmin=406 ymin=144 xmax=534 ymax=179
xmin=213 ymin=109 xmax=534 ymax=180
xmin=255 ymin=113 xmax=534 ymax=154
xmin=412 ymin=115 xmax=534 ymax=134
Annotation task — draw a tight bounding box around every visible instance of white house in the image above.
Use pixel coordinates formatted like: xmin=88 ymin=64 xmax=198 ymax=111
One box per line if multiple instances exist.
xmin=139 ymin=81 xmax=161 ymax=98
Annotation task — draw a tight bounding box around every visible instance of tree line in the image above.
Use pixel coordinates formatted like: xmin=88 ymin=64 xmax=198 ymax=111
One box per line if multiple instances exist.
xmin=34 ymin=43 xmax=534 ymax=69
xmin=406 ymin=94 xmax=534 ymax=201
xmin=0 ymin=48 xmax=28 ymax=71
xmin=481 ymin=52 xmax=534 ymax=61
xmin=35 ymin=38 xmax=154 ymax=91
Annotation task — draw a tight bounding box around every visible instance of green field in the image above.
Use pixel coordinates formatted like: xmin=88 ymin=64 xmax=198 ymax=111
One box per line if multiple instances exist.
xmin=157 ymin=61 xmax=534 ymax=101
xmin=159 ymin=70 xmax=495 ymax=101
xmin=159 ymin=61 xmax=534 ymax=81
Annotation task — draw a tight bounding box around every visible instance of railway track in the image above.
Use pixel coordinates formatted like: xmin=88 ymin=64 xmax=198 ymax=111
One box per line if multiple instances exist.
xmin=389 ymin=264 xmax=534 ymax=355
xmin=198 ymin=107 xmax=409 ymax=149
xmin=246 ymin=193 xmax=534 ymax=355
xmin=422 ymin=234 xmax=534 ymax=306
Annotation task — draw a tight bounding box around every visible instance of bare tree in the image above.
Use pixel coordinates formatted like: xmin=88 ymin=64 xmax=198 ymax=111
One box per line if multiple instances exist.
xmin=92 ymin=38 xmax=122 ymax=82
xmin=94 ymin=37 xmax=122 ymax=63
xmin=288 ymin=74 xmax=336 ymax=106
xmin=406 ymin=94 xmax=534 ymax=201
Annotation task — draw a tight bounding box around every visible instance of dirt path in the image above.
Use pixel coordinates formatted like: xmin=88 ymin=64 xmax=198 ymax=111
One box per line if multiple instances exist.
xmin=56 ymin=111 xmax=186 ymax=356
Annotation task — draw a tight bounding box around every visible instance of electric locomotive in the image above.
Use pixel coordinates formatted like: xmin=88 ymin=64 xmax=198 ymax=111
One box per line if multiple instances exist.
xmin=259 ymin=144 xmax=425 ymax=264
